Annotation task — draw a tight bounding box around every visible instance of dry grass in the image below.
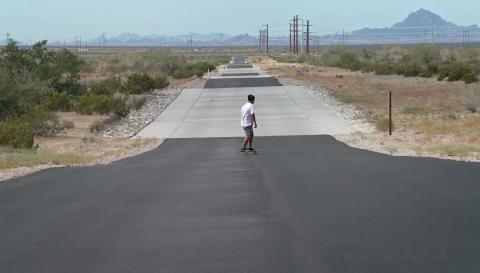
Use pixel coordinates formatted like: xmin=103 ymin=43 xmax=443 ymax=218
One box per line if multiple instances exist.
xmin=0 ymin=148 xmax=94 ymax=169
xmin=0 ymin=112 xmax=161 ymax=170
xmin=262 ymin=60 xmax=480 ymax=160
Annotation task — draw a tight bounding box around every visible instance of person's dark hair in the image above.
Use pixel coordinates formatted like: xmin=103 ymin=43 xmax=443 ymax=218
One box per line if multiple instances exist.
xmin=248 ymin=95 xmax=255 ymax=102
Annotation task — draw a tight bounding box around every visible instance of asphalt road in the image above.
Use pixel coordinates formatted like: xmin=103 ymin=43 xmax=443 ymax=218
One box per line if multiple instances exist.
xmin=1 ymin=61 xmax=480 ymax=273
xmin=220 ymin=73 xmax=260 ymax=77
xmin=204 ymin=77 xmax=282 ymax=88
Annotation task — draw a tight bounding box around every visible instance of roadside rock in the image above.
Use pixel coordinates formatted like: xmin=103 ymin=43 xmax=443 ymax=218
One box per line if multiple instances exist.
xmin=279 ymin=77 xmax=375 ymax=133
xmin=103 ymin=89 xmax=181 ymax=138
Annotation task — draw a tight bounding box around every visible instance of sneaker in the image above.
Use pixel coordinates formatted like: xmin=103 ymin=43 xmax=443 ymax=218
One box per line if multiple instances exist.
xmin=248 ymin=147 xmax=256 ymax=152
xmin=241 ymin=148 xmax=248 ymax=152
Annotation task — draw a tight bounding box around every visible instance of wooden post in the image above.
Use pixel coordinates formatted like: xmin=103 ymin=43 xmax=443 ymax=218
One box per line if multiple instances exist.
xmin=389 ymin=91 xmax=392 ymax=136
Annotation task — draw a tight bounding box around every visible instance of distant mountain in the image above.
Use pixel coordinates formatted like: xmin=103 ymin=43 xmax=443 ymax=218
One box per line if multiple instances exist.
xmin=43 ymin=8 xmax=479 ymax=47
xmin=392 ymin=8 xmax=457 ymax=28
xmin=323 ymin=9 xmax=479 ymax=45
xmin=73 ymin=32 xmax=252 ymax=47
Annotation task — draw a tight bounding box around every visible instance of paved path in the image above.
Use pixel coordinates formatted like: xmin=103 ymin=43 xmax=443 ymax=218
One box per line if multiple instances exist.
xmin=1 ymin=136 xmax=480 ymax=273
xmin=1 ymin=59 xmax=480 ymax=273
xmin=137 ymin=70 xmax=354 ymax=138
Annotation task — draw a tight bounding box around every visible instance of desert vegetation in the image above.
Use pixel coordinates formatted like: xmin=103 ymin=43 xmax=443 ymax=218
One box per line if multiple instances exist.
xmin=265 ymin=46 xmax=480 ymax=159
xmin=0 ymin=40 xmax=228 ymax=170
xmin=272 ymin=45 xmax=480 ymax=84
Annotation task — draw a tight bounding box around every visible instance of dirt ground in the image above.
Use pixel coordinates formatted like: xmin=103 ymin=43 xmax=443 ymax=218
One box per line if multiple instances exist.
xmin=258 ymin=59 xmax=480 ymax=162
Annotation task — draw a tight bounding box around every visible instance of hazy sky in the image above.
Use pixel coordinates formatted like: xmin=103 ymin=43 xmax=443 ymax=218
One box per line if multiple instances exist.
xmin=1 ymin=0 xmax=479 ymax=42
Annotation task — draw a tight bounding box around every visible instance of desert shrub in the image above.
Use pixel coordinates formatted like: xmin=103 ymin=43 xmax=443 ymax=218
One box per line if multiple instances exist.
xmin=75 ymin=94 xmax=113 ymax=115
xmin=154 ymin=75 xmax=169 ymax=89
xmin=129 ymin=97 xmax=147 ymax=110
xmin=24 ymin=107 xmax=63 ymax=136
xmin=402 ymin=65 xmax=422 ymax=77
xmin=124 ymin=73 xmax=156 ymax=94
xmin=0 ymin=119 xmax=34 ymax=148
xmin=427 ymin=64 xmax=439 ymax=74
xmin=437 ymin=69 xmax=449 ymax=81
xmin=173 ymin=62 xmax=217 ymax=79
xmin=89 ymin=84 xmax=112 ymax=96
xmin=438 ymin=64 xmax=473 ymax=82
xmin=111 ymin=96 xmax=129 ymax=118
xmin=62 ymin=120 xmax=75 ymax=130
xmin=89 ymin=120 xmax=107 ymax=133
xmin=45 ymin=91 xmax=72 ymax=111
xmin=373 ymin=64 xmax=396 ymax=75
xmin=419 ymin=70 xmax=433 ymax=78
xmin=462 ymin=72 xmax=478 ymax=84
xmin=74 ymin=94 xmax=129 ymax=117
xmin=440 ymin=106 xmax=457 ymax=120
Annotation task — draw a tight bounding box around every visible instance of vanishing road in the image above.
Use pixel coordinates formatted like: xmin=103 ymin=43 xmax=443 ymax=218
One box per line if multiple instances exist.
xmin=1 ymin=58 xmax=480 ymax=273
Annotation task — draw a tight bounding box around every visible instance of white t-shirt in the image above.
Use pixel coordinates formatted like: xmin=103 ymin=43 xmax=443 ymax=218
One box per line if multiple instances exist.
xmin=241 ymin=102 xmax=256 ymax=127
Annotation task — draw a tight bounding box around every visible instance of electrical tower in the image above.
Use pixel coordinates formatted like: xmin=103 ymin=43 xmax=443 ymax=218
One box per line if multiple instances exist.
xmin=291 ymin=15 xmax=300 ymax=54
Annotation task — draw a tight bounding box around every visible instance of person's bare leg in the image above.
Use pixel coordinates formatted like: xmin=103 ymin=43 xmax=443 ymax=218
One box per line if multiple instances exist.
xmin=248 ymin=137 xmax=253 ymax=149
xmin=243 ymin=137 xmax=249 ymax=149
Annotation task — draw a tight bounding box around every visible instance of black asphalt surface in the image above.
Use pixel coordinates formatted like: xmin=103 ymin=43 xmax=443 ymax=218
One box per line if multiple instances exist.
xmin=2 ymin=62 xmax=480 ymax=273
xmin=1 ymin=136 xmax=480 ymax=273
xmin=221 ymin=73 xmax=260 ymax=77
xmin=204 ymin=77 xmax=282 ymax=89
xmin=227 ymin=64 xmax=253 ymax=69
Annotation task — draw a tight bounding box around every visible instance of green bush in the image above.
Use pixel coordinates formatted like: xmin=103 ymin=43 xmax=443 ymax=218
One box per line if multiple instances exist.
xmin=402 ymin=65 xmax=422 ymax=77
xmin=129 ymin=97 xmax=147 ymax=110
xmin=111 ymin=97 xmax=129 ymax=118
xmin=0 ymin=119 xmax=34 ymax=149
xmin=173 ymin=62 xmax=216 ymax=79
xmin=154 ymin=75 xmax=169 ymax=89
xmin=75 ymin=94 xmax=129 ymax=117
xmin=439 ymin=64 xmax=473 ymax=82
xmin=462 ymin=72 xmax=478 ymax=84
xmin=75 ymin=94 xmax=112 ymax=115
xmin=45 ymin=91 xmax=72 ymax=111
xmin=24 ymin=107 xmax=63 ymax=136
xmin=124 ymin=73 xmax=156 ymax=94
xmin=373 ymin=64 xmax=396 ymax=75
xmin=90 ymin=77 xmax=123 ymax=96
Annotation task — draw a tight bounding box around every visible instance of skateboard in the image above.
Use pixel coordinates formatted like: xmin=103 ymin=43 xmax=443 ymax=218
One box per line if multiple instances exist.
xmin=241 ymin=149 xmax=259 ymax=155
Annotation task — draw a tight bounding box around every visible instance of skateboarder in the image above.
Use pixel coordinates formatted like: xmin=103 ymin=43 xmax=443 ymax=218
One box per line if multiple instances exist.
xmin=241 ymin=94 xmax=258 ymax=152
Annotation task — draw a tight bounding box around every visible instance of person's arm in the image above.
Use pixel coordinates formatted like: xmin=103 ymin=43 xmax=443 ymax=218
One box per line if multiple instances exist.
xmin=252 ymin=113 xmax=257 ymax=128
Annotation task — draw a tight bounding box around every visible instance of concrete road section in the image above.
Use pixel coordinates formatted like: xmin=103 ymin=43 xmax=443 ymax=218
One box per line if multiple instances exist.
xmin=1 ymin=136 xmax=480 ymax=273
xmin=218 ymin=67 xmax=266 ymax=76
xmin=137 ymin=85 xmax=355 ymax=139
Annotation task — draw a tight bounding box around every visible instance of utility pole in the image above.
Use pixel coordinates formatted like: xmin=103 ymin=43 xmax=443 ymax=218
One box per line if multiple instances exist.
xmin=263 ymin=24 xmax=269 ymax=55
xmin=431 ymin=23 xmax=435 ymax=47
xmin=300 ymin=19 xmax=304 ymax=54
xmin=293 ymin=16 xmax=297 ymax=54
xmin=289 ymin=23 xmax=292 ymax=53
xmin=295 ymin=15 xmax=299 ymax=54
xmin=305 ymin=20 xmax=311 ymax=54
xmin=342 ymin=29 xmax=345 ymax=46
xmin=292 ymin=16 xmax=296 ymax=54
xmin=259 ymin=29 xmax=262 ymax=52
